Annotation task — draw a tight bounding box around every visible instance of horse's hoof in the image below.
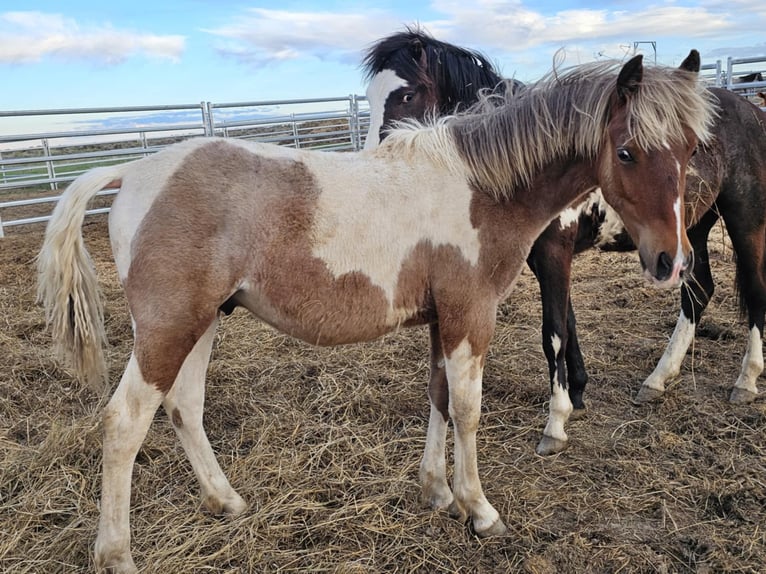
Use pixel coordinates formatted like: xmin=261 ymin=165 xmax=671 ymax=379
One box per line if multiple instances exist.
xmin=633 ymin=385 xmax=665 ymax=405
xmin=476 ymin=517 xmax=508 ymax=537
xmin=94 ymin=552 xmax=138 ymax=574
xmin=203 ymin=491 xmax=247 ymax=516
xmin=535 ymin=435 xmax=568 ymax=456
xmin=569 ymin=406 xmax=587 ymax=421
xmin=729 ymin=387 xmax=758 ymax=404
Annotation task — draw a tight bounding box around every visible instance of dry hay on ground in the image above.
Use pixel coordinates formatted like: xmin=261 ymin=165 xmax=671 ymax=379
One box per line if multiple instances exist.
xmin=1 ymin=218 xmax=765 ymax=573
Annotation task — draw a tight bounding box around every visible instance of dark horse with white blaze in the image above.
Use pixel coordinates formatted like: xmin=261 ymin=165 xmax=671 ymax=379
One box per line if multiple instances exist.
xmin=38 ymin=53 xmax=713 ymax=573
xmin=364 ymin=29 xmax=766 ymax=455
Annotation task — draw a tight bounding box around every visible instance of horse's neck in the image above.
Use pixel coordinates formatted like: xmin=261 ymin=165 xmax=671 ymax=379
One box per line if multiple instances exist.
xmin=516 ymin=158 xmax=601 ymax=228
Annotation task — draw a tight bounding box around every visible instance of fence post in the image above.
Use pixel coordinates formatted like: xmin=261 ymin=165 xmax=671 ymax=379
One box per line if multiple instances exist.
xmin=726 ymin=57 xmax=734 ymax=90
xmin=349 ymin=94 xmax=360 ymax=151
xmin=202 ymin=102 xmax=214 ymax=136
xmin=292 ymin=114 xmax=300 ymax=148
xmin=42 ymin=138 xmax=56 ymax=190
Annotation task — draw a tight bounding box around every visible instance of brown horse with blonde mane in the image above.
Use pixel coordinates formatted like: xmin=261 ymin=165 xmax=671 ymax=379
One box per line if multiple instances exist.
xmin=38 ymin=52 xmax=714 ymax=573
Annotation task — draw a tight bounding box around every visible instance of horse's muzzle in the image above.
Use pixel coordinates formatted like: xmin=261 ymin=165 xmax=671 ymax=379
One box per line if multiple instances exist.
xmin=642 ymin=249 xmax=694 ymax=288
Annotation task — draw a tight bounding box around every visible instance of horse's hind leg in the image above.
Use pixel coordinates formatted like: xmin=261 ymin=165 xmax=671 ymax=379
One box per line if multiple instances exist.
xmin=162 ymin=317 xmax=247 ymax=515
xmin=527 ymin=226 xmax=577 ymax=455
xmin=95 ymin=354 xmax=165 ymax=574
xmin=725 ymin=213 xmax=766 ymax=403
xmin=636 ymin=210 xmax=719 ymax=404
xmin=420 ymin=324 xmax=454 ymax=512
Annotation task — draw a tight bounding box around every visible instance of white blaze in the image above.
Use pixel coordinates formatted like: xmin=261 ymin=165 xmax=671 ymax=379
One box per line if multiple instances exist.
xmin=364 ymin=69 xmax=408 ymax=150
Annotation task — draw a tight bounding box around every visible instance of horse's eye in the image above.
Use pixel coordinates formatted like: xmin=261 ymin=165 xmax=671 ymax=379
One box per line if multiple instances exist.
xmin=691 ymin=146 xmax=698 ymax=157
xmin=402 ymin=93 xmax=415 ymax=104
xmin=616 ymin=147 xmax=634 ymax=163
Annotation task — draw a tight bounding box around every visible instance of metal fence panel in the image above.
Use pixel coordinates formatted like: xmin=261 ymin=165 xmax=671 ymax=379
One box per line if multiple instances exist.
xmin=0 ymin=96 xmax=370 ymax=236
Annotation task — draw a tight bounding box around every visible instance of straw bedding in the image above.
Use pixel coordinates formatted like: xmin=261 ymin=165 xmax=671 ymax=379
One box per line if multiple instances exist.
xmin=1 ymin=218 xmax=764 ymax=573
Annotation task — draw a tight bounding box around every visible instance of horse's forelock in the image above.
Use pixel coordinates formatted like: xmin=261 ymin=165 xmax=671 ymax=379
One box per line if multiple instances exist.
xmin=626 ymin=67 xmax=717 ymax=151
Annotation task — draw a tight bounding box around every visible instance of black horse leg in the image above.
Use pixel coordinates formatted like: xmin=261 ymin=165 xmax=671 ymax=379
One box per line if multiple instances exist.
xmin=527 ymin=222 xmax=579 ymax=455
xmin=564 ymin=297 xmax=588 ymax=416
xmin=635 ymin=209 xmax=718 ymax=403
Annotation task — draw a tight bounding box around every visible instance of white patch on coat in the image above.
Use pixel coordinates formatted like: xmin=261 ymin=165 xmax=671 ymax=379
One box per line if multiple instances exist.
xmin=307 ymin=149 xmax=480 ymax=321
xmin=364 ymin=69 xmax=408 ymax=150
xmin=557 ymin=187 xmax=599 ymax=230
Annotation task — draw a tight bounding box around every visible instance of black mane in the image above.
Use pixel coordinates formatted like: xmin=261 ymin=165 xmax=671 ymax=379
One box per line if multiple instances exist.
xmin=362 ymin=27 xmax=516 ymax=113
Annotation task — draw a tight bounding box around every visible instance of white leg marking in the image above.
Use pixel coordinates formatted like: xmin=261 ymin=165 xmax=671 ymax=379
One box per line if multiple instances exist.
xmin=363 ymin=69 xmax=408 ymax=151
xmin=420 ymin=404 xmax=453 ymax=510
xmin=95 ymin=354 xmax=165 ymax=574
xmin=541 ymin=335 xmax=573 ymax=444
xmin=734 ymin=325 xmax=763 ymax=395
xmin=162 ymin=318 xmax=246 ymax=516
xmin=445 ymin=340 xmax=504 ymax=535
xmin=642 ymin=310 xmax=696 ymax=393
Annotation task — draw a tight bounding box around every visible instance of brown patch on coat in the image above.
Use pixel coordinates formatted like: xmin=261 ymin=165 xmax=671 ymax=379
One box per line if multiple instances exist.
xmin=171 ymin=408 xmax=183 ymax=428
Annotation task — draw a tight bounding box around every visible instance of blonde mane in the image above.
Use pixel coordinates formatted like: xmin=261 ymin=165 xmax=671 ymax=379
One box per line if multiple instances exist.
xmin=380 ymin=58 xmax=718 ymax=200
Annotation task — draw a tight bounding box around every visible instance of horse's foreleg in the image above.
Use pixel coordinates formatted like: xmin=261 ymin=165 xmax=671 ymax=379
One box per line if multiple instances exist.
xmin=636 ymin=210 xmax=717 ymax=404
xmin=95 ymin=354 xmax=164 ymax=574
xmin=162 ymin=317 xmax=247 ymax=515
xmin=444 ymin=337 xmax=506 ymax=537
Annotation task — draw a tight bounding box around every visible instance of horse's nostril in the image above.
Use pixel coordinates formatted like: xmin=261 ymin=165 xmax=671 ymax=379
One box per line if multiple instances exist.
xmin=657 ymin=251 xmax=674 ymax=280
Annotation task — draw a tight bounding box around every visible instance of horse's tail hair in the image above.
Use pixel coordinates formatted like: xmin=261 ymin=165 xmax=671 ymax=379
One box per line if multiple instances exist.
xmin=37 ymin=164 xmax=130 ymax=390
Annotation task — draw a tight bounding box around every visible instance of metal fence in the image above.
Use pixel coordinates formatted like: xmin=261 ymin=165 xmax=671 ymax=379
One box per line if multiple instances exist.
xmin=2 ymin=53 xmax=766 ymax=237
xmin=700 ymin=55 xmax=766 ymax=96
xmin=0 ymin=95 xmax=370 ymax=236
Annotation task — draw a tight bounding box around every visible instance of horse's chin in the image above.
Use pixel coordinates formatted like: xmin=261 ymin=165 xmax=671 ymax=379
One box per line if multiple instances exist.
xmin=643 ymin=268 xmax=683 ymax=289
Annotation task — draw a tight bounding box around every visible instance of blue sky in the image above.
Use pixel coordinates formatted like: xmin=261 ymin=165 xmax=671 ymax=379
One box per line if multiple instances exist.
xmin=2 ymin=0 xmax=766 ymax=110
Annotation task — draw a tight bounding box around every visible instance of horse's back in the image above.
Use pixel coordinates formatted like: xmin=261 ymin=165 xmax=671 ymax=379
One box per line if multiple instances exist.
xmin=108 ymin=136 xmax=483 ymax=346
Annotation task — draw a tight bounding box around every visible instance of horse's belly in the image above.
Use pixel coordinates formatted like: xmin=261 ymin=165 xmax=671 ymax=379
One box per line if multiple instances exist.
xmin=232 ymin=279 xmax=429 ymax=347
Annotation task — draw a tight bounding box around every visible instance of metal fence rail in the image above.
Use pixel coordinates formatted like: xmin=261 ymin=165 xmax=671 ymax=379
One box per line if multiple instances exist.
xmin=2 ymin=53 xmax=765 ymax=237
xmin=0 ymin=95 xmax=370 ymax=236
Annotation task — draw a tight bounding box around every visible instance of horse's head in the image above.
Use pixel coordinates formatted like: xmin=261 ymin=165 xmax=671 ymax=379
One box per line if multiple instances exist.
xmin=362 ymin=28 xmax=504 ymax=150
xmin=363 ymin=34 xmax=440 ymax=150
xmin=596 ymin=50 xmax=713 ymax=288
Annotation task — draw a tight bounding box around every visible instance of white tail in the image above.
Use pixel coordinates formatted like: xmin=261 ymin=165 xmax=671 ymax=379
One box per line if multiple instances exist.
xmin=37 ymin=165 xmax=129 ymax=389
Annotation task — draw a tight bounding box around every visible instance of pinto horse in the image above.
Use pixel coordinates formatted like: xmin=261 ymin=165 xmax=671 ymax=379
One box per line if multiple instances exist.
xmin=38 ymin=54 xmax=713 ymax=573
xmin=364 ymin=30 xmax=766 ymax=455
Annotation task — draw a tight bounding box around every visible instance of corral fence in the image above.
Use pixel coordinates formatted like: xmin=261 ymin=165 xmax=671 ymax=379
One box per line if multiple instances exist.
xmin=2 ymin=53 xmax=766 ymax=237
xmin=0 ymin=95 xmax=370 ymax=236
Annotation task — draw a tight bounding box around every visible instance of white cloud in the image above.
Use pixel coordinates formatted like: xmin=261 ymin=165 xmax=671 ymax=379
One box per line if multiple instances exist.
xmin=0 ymin=11 xmax=185 ymax=64
xmin=204 ymin=8 xmax=403 ymax=65
xmin=202 ymin=1 xmax=766 ymax=72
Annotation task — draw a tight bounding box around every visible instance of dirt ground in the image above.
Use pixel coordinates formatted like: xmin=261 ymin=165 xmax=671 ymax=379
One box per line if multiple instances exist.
xmin=1 ymin=217 xmax=764 ymax=573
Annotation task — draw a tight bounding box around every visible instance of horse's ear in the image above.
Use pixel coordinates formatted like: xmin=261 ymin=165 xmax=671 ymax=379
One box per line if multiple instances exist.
xmin=409 ymin=38 xmax=427 ymax=70
xmin=679 ymin=49 xmax=700 ymax=73
xmin=616 ymin=54 xmax=644 ymax=100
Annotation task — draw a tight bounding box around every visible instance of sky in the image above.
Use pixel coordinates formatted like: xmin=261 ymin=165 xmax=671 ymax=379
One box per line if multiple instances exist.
xmin=2 ymin=0 xmax=766 ymax=111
